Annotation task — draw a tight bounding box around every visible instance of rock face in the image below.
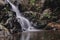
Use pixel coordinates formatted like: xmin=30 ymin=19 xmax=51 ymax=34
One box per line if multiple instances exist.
xmin=0 ymin=0 xmax=5 ymax=5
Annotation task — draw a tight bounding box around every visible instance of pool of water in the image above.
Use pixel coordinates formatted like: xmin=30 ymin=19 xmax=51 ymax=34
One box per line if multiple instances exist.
xmin=0 ymin=30 xmax=60 ymax=40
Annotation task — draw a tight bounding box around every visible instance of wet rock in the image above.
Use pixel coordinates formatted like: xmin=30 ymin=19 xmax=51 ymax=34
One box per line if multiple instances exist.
xmin=4 ymin=16 xmax=22 ymax=33
xmin=0 ymin=24 xmax=10 ymax=37
xmin=46 ymin=22 xmax=60 ymax=30
xmin=33 ymin=20 xmax=47 ymax=29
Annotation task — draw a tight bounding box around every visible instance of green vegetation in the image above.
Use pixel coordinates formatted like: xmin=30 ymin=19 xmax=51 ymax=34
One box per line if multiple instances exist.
xmin=30 ymin=0 xmax=35 ymax=5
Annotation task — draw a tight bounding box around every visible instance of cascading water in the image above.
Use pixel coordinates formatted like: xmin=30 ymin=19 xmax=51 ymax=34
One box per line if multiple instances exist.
xmin=6 ymin=0 xmax=40 ymax=40
xmin=6 ymin=0 xmax=39 ymax=32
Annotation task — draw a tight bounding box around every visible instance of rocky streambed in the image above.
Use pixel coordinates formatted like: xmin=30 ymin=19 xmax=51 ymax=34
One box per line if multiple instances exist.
xmin=0 ymin=0 xmax=60 ymax=40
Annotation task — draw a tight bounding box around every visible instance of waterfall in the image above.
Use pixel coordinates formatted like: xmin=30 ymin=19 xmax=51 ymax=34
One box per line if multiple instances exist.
xmin=6 ymin=0 xmax=40 ymax=32
xmin=6 ymin=0 xmax=40 ymax=40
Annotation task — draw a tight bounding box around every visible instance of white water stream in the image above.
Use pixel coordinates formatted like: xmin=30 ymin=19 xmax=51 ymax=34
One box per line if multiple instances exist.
xmin=6 ymin=0 xmax=40 ymax=40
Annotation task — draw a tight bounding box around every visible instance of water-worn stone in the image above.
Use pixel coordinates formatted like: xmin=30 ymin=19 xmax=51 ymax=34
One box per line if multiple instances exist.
xmin=46 ymin=22 xmax=60 ymax=30
xmin=0 ymin=24 xmax=10 ymax=37
xmin=4 ymin=17 xmax=22 ymax=33
xmin=0 ymin=0 xmax=5 ymax=5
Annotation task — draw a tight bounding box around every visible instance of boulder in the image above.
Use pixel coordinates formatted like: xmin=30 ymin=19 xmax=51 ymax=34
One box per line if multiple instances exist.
xmin=0 ymin=0 xmax=6 ymax=5
xmin=46 ymin=22 xmax=60 ymax=30
xmin=0 ymin=24 xmax=10 ymax=37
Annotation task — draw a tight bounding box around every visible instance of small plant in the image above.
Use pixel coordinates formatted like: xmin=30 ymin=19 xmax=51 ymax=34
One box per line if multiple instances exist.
xmin=30 ymin=0 xmax=35 ymax=5
xmin=44 ymin=13 xmax=51 ymax=18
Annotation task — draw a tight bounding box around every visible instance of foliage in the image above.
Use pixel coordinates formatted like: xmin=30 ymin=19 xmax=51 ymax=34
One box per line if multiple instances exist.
xmin=44 ymin=13 xmax=51 ymax=18
xmin=30 ymin=0 xmax=35 ymax=5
